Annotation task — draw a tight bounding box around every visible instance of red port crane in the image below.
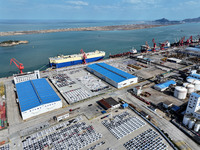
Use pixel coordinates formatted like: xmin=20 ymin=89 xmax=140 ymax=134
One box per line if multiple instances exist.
xmin=186 ymin=38 xmax=190 ymax=46
xmin=179 ymin=36 xmax=185 ymax=46
xmin=10 ymin=58 xmax=24 ymax=74
xmin=190 ymin=35 xmax=193 ymax=44
xmin=80 ymin=49 xmax=87 ymax=64
xmin=152 ymin=38 xmax=156 ymax=52
xmin=186 ymin=36 xmax=193 ymax=45
xmin=160 ymin=40 xmax=168 ymax=50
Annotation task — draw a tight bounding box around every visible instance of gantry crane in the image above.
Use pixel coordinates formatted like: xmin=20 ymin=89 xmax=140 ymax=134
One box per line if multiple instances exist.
xmin=152 ymin=38 xmax=156 ymax=52
xmin=160 ymin=40 xmax=168 ymax=50
xmin=10 ymin=58 xmax=24 ymax=74
xmin=80 ymin=49 xmax=87 ymax=64
xmin=179 ymin=36 xmax=185 ymax=46
xmin=185 ymin=36 xmax=193 ymax=46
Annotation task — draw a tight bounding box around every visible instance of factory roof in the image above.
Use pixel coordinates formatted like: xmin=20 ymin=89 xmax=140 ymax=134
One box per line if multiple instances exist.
xmin=190 ymin=92 xmax=200 ymax=98
xmin=154 ymin=80 xmax=176 ymax=90
xmin=163 ymin=100 xmax=173 ymax=106
xmin=167 ymin=58 xmax=182 ymax=63
xmin=190 ymin=73 xmax=200 ymax=79
xmin=171 ymin=105 xmax=180 ymax=112
xmin=98 ymin=99 xmax=111 ymax=110
xmin=187 ymin=76 xmax=200 ymax=81
xmin=87 ymin=63 xmax=136 ymax=83
xmin=16 ymin=78 xmax=60 ymax=112
xmin=104 ymin=97 xmax=119 ymax=106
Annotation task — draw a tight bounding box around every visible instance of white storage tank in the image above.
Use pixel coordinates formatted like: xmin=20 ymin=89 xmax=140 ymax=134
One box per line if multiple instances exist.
xmin=191 ymin=70 xmax=197 ymax=74
xmin=187 ymin=78 xmax=196 ymax=83
xmin=183 ymin=115 xmax=191 ymax=126
xmin=174 ymin=86 xmax=187 ymax=99
xmin=194 ymin=80 xmax=200 ymax=91
xmin=194 ymin=121 xmax=200 ymax=132
xmin=186 ymin=78 xmax=200 ymax=91
xmin=188 ymin=118 xmax=196 ymax=129
xmin=183 ymin=83 xmax=195 ymax=93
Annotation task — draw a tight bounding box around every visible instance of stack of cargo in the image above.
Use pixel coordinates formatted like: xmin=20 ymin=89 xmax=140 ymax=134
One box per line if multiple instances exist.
xmin=0 ymin=102 xmax=6 ymax=129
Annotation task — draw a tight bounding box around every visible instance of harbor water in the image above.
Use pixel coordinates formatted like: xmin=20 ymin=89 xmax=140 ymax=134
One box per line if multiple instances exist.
xmin=0 ymin=20 xmax=200 ymax=78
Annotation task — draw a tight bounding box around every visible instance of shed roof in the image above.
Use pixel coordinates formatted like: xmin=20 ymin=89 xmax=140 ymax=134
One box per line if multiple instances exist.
xmin=16 ymin=78 xmax=60 ymax=112
xmin=191 ymin=74 xmax=200 ymax=79
xmin=187 ymin=76 xmax=200 ymax=81
xmin=87 ymin=63 xmax=136 ymax=83
xmin=104 ymin=97 xmax=119 ymax=106
xmin=190 ymin=92 xmax=200 ymax=98
xmin=98 ymin=99 xmax=111 ymax=110
xmin=155 ymin=80 xmax=176 ymax=90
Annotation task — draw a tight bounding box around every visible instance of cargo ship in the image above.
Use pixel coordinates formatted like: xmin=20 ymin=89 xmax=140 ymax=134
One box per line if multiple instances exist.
xmin=49 ymin=50 xmax=105 ymax=68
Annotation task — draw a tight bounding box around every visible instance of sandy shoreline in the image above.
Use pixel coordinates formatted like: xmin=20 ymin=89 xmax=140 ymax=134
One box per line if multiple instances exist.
xmin=0 ymin=24 xmax=167 ymax=36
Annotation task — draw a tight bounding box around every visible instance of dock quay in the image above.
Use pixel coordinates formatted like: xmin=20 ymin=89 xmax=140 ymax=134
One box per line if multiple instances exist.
xmin=1 ymin=46 xmax=200 ymax=150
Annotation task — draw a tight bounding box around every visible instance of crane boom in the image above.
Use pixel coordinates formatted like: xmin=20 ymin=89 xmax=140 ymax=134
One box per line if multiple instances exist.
xmin=80 ymin=49 xmax=87 ymax=64
xmin=10 ymin=58 xmax=24 ymax=74
xmin=152 ymin=38 xmax=156 ymax=52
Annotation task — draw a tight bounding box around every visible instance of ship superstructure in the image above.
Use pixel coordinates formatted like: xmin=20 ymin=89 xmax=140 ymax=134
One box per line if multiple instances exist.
xmin=49 ymin=50 xmax=105 ymax=68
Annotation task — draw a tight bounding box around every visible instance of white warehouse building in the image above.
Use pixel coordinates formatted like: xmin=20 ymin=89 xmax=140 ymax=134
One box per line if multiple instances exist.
xmin=86 ymin=63 xmax=138 ymax=89
xmin=15 ymin=78 xmax=62 ymax=120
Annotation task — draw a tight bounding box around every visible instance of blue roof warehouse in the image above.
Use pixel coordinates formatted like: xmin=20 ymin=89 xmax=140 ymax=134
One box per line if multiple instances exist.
xmin=16 ymin=78 xmax=62 ymax=120
xmin=86 ymin=63 xmax=138 ymax=88
xmin=154 ymin=80 xmax=176 ymax=91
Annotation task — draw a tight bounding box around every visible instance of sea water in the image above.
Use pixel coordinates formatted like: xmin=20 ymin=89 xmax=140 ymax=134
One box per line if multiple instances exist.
xmin=0 ymin=20 xmax=200 ymax=77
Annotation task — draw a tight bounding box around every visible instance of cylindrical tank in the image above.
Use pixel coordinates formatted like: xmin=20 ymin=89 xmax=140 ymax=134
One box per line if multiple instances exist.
xmin=174 ymin=86 xmax=187 ymax=99
xmin=188 ymin=119 xmax=196 ymax=129
xmin=194 ymin=121 xmax=200 ymax=132
xmin=183 ymin=83 xmax=195 ymax=93
xmin=183 ymin=115 xmax=190 ymax=126
xmin=186 ymin=78 xmax=200 ymax=91
xmin=187 ymin=78 xmax=195 ymax=83
xmin=191 ymin=70 xmax=197 ymax=74
xmin=194 ymin=80 xmax=200 ymax=91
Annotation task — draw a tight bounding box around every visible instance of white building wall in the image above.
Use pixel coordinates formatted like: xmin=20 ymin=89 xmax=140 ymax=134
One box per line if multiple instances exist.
xmin=14 ymin=70 xmax=40 ymax=84
xmin=87 ymin=67 xmax=138 ymax=89
xmin=21 ymin=100 xmax=62 ymax=120
xmin=111 ymin=104 xmax=120 ymax=109
xmin=186 ymin=93 xmax=200 ymax=119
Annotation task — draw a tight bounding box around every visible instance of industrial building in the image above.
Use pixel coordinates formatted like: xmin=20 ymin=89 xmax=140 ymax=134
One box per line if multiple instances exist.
xmin=189 ymin=73 xmax=200 ymax=80
xmin=162 ymin=101 xmax=173 ymax=109
xmin=15 ymin=78 xmax=62 ymax=120
xmin=154 ymin=80 xmax=176 ymax=91
xmin=13 ymin=70 xmax=40 ymax=84
xmin=167 ymin=58 xmax=182 ymax=63
xmin=182 ymin=92 xmax=200 ymax=132
xmin=98 ymin=97 xmax=120 ymax=110
xmin=185 ymin=93 xmax=200 ymax=120
xmin=86 ymin=63 xmax=138 ymax=88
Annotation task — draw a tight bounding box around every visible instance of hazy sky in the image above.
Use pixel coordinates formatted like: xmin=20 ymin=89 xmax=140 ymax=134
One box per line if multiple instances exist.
xmin=0 ymin=0 xmax=200 ymax=20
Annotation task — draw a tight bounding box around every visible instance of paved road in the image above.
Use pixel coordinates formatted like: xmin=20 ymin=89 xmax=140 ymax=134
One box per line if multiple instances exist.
xmin=123 ymin=92 xmax=199 ymax=150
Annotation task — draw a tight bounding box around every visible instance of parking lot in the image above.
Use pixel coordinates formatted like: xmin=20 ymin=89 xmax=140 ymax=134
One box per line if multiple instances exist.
xmin=0 ymin=144 xmax=9 ymax=150
xmin=21 ymin=116 xmax=103 ymax=150
xmin=18 ymin=108 xmax=173 ymax=150
xmin=124 ymin=128 xmax=167 ymax=150
xmin=102 ymin=111 xmax=146 ymax=140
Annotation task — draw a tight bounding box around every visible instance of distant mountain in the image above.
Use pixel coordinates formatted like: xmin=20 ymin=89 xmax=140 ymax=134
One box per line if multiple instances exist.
xmin=154 ymin=18 xmax=180 ymax=24
xmin=182 ymin=17 xmax=200 ymax=23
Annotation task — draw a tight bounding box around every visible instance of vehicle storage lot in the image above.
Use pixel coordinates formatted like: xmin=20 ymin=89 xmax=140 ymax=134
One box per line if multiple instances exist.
xmin=21 ymin=109 xmax=172 ymax=150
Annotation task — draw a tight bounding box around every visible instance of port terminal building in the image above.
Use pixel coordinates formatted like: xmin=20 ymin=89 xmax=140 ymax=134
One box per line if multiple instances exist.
xmin=86 ymin=63 xmax=138 ymax=88
xmin=15 ymin=78 xmax=62 ymax=120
